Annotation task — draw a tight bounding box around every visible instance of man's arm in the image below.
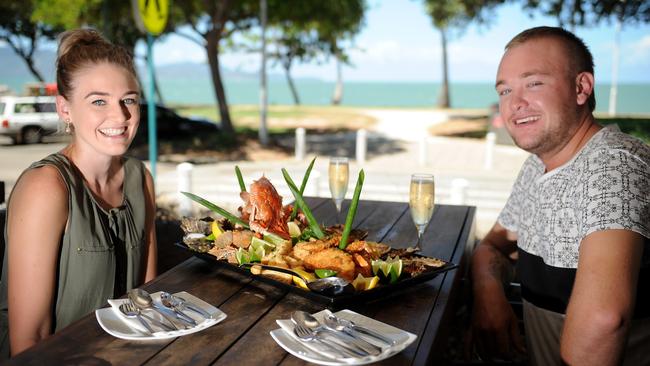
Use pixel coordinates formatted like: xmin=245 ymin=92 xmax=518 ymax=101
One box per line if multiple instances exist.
xmin=470 ymin=222 xmax=525 ymax=359
xmin=142 ymin=168 xmax=157 ymax=283
xmin=561 ymin=229 xmax=644 ymax=365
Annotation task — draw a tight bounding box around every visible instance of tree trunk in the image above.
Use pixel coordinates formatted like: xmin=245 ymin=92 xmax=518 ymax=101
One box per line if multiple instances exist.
xmin=5 ymin=39 xmax=45 ymax=82
xmin=331 ymin=55 xmax=343 ymax=105
xmin=205 ymin=30 xmax=235 ymax=136
xmin=437 ymin=27 xmax=450 ymax=108
xmin=25 ymin=58 xmax=45 ymax=83
xmin=283 ymin=60 xmax=300 ymax=105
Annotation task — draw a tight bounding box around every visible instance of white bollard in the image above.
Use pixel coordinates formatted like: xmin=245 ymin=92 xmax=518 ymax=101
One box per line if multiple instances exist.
xmin=177 ymin=162 xmax=194 ymax=217
xmin=356 ymin=129 xmax=367 ymax=165
xmin=295 ymin=127 xmax=306 ymax=161
xmin=484 ymin=132 xmax=496 ymax=170
xmin=450 ymin=178 xmax=469 ymax=205
xmin=418 ymin=135 xmax=428 ymax=166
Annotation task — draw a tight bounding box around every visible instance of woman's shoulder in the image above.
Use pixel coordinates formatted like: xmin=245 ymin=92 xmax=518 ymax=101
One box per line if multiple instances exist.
xmin=11 ymin=164 xmax=68 ymax=209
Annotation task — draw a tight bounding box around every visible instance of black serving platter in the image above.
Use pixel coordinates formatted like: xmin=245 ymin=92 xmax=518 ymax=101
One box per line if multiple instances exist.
xmin=175 ymin=242 xmax=458 ymax=308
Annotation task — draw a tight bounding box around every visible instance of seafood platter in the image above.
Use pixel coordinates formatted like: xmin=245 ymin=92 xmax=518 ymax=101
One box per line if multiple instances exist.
xmin=177 ymin=162 xmax=457 ymax=306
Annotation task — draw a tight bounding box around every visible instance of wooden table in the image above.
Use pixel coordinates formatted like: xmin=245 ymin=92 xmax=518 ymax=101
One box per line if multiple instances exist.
xmin=8 ymin=197 xmax=476 ymax=365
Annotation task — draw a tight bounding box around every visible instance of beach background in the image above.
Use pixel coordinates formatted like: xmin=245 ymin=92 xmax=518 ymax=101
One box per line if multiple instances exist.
xmin=4 ymin=73 xmax=650 ymax=115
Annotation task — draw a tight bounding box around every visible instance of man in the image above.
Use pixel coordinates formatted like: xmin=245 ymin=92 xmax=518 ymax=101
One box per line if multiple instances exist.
xmin=470 ymin=26 xmax=650 ymax=365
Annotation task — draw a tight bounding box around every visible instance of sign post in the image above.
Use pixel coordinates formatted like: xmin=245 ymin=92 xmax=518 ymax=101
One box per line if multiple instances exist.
xmin=132 ymin=0 xmax=168 ymax=182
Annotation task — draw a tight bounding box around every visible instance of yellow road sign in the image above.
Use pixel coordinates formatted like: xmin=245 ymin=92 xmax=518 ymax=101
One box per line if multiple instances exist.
xmin=137 ymin=0 xmax=169 ymax=35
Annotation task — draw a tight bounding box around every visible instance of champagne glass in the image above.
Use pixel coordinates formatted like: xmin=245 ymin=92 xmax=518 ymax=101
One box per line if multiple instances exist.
xmin=409 ymin=174 xmax=435 ymax=251
xmin=328 ymin=157 xmax=349 ymax=222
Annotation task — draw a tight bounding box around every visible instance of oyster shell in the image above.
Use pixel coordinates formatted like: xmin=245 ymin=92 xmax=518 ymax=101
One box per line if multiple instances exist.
xmin=180 ymin=217 xmax=212 ymax=235
xmin=183 ymin=233 xmax=213 ymax=253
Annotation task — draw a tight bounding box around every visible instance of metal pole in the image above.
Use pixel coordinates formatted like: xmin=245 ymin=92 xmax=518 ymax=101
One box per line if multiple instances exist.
xmin=177 ymin=162 xmax=194 ymax=217
xmin=259 ymin=0 xmax=269 ymax=146
xmin=147 ymin=33 xmax=157 ymax=181
xmin=295 ymin=127 xmax=306 ymax=160
xmin=608 ymin=19 xmax=621 ymax=116
xmin=356 ymin=129 xmax=367 ymax=165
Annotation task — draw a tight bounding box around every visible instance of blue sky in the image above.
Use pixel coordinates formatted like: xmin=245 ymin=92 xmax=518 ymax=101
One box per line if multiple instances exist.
xmin=145 ymin=0 xmax=650 ymax=84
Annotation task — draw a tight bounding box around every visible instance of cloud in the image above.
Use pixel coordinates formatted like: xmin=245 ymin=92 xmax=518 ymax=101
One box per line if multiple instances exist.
xmin=151 ymin=35 xmax=206 ymax=65
xmin=624 ymin=35 xmax=650 ymax=65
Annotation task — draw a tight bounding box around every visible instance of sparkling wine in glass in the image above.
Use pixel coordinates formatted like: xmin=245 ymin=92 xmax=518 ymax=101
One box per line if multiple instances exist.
xmin=329 ymin=157 xmax=349 ymax=220
xmin=409 ymin=174 xmax=435 ymax=251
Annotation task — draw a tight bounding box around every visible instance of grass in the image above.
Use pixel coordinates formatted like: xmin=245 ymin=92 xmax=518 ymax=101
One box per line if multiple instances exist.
xmin=174 ymin=104 xmax=376 ymax=132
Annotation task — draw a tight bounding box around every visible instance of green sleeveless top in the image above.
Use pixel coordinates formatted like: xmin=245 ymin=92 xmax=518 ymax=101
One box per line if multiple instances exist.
xmin=0 ymin=153 xmax=148 ymax=356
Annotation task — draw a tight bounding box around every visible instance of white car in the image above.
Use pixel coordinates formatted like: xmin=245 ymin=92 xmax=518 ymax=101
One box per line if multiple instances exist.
xmin=0 ymin=96 xmax=62 ymax=144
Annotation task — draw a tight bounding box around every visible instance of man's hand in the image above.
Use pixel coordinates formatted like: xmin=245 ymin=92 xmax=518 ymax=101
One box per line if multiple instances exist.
xmin=468 ymin=279 xmax=526 ymax=360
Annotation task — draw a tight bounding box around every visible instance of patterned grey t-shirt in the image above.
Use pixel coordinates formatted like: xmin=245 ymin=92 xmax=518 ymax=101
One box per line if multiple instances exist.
xmin=498 ymin=125 xmax=650 ymax=269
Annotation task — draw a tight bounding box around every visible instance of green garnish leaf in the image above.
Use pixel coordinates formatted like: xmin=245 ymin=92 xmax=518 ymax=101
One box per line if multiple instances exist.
xmin=235 ymin=165 xmax=246 ymax=192
xmin=339 ymin=169 xmax=364 ymax=250
xmin=290 ymin=157 xmax=317 ymax=220
xmin=282 ymin=168 xmax=325 ymax=239
xmin=181 ymin=191 xmax=249 ymax=228
xmin=315 ymin=269 xmax=337 ymax=278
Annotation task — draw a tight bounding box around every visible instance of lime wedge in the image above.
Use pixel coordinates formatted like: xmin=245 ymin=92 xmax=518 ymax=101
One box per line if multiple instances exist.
xmin=287 ymin=221 xmax=301 ymax=238
xmin=248 ymin=246 xmax=263 ymax=263
xmin=371 ymin=260 xmax=382 ymax=276
xmin=251 ymin=236 xmax=276 ymax=254
xmin=314 ymin=269 xmax=337 ymax=278
xmin=263 ymin=232 xmax=289 ymax=246
xmin=235 ymin=247 xmax=249 ymax=265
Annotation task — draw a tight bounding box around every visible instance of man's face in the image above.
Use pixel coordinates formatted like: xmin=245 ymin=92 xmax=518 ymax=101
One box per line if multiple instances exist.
xmin=495 ymin=37 xmax=582 ymax=159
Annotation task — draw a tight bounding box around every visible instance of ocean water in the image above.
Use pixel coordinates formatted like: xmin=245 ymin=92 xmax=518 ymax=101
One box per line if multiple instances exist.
xmin=4 ymin=75 xmax=649 ymax=114
xmin=158 ymin=78 xmax=650 ymax=114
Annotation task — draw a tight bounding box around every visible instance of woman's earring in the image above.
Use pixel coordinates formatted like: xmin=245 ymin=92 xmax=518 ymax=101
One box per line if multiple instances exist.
xmin=65 ymin=119 xmax=72 ymax=134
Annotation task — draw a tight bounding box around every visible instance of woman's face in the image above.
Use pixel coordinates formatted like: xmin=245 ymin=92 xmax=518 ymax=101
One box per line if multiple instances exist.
xmin=57 ymin=62 xmax=140 ymax=157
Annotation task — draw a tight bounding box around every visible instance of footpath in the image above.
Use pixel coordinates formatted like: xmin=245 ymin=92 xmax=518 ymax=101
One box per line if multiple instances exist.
xmin=155 ymin=109 xmax=529 ymax=237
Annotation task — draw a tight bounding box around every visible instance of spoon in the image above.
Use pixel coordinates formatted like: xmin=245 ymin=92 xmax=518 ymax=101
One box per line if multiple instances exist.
xmin=128 ymin=288 xmax=182 ymax=330
xmin=118 ymin=303 xmax=154 ymax=334
xmin=323 ymin=309 xmax=396 ymax=346
xmin=163 ymin=293 xmax=212 ymax=319
xmin=160 ymin=292 xmax=197 ymax=326
xmin=292 ymin=311 xmax=375 ymax=357
xmin=240 ymin=263 xmax=355 ymax=296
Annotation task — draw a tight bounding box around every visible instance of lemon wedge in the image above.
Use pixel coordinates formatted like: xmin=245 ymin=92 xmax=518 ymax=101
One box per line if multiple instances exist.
xmin=211 ymin=221 xmax=223 ymax=239
xmin=291 ymin=268 xmax=316 ymax=290
xmin=352 ymin=274 xmax=381 ymax=291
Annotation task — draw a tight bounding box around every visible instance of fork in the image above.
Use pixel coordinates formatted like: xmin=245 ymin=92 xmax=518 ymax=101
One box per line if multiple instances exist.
xmin=124 ymin=301 xmax=175 ymax=331
xmin=293 ymin=323 xmax=366 ymax=359
xmin=119 ymin=302 xmax=154 ymax=334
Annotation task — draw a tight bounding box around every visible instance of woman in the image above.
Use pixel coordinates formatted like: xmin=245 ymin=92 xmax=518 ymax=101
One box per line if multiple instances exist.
xmin=0 ymin=29 xmax=157 ymax=357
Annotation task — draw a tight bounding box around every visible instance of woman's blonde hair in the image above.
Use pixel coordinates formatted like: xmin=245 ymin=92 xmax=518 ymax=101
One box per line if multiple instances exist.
xmin=56 ymin=28 xmax=138 ymax=99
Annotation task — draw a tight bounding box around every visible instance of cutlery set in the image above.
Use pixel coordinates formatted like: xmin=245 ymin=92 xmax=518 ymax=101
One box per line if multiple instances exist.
xmin=290 ymin=310 xmax=395 ymax=359
xmin=118 ymin=289 xmax=212 ymax=334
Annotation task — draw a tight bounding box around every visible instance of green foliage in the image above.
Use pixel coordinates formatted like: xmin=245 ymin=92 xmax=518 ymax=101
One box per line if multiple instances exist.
xmin=520 ymin=0 xmax=650 ymax=27
xmin=0 ymin=0 xmax=63 ymax=81
xmin=423 ymin=0 xmax=504 ymax=31
xmin=598 ymin=117 xmax=650 ymax=144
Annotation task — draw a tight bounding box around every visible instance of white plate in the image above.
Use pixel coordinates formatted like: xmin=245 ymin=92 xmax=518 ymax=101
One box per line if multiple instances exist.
xmin=95 ymin=291 xmax=226 ymax=340
xmin=270 ymin=309 xmax=417 ymax=366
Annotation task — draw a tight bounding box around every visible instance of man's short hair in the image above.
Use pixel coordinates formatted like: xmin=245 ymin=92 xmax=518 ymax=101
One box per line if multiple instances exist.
xmin=506 ymin=26 xmax=596 ymax=112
